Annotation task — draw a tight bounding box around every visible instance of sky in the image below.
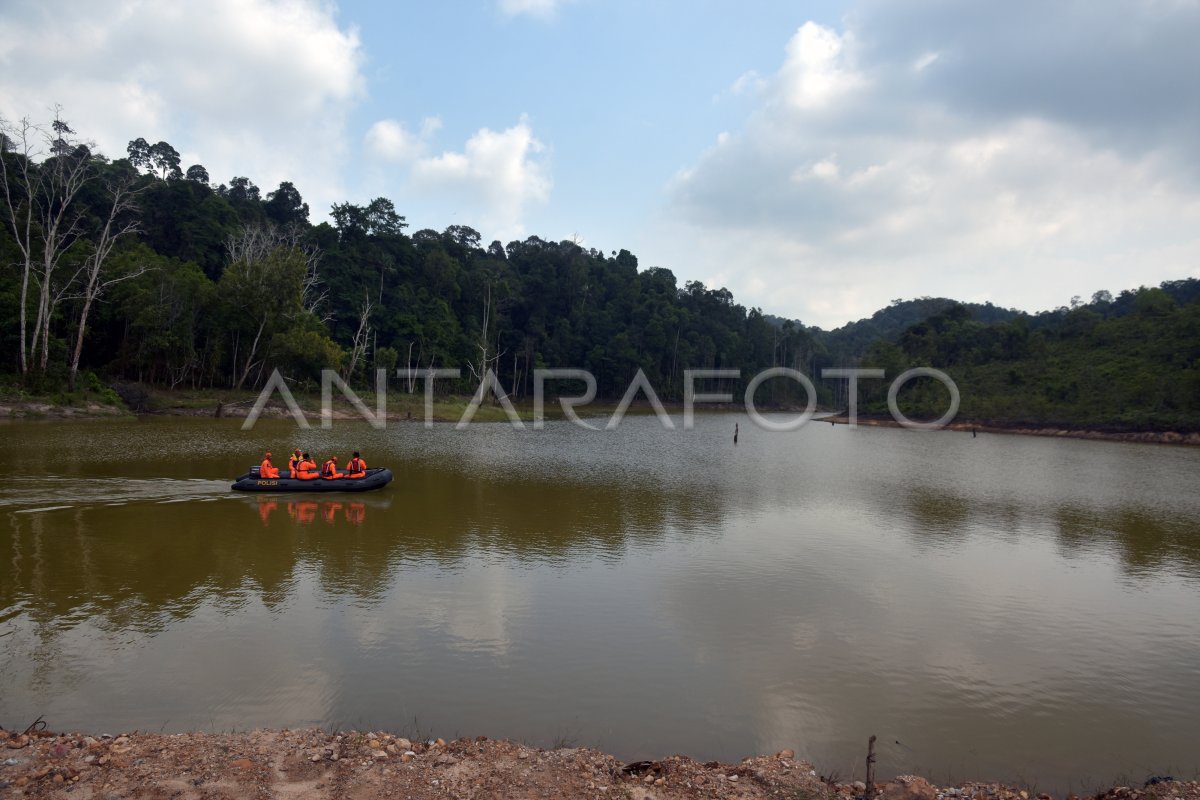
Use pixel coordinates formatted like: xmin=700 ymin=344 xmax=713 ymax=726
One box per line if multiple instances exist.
xmin=2 ymin=0 xmax=1199 ymax=329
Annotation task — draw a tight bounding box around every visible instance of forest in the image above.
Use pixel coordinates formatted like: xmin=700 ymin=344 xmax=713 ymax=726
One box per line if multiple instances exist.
xmin=2 ymin=112 xmax=1198 ymax=430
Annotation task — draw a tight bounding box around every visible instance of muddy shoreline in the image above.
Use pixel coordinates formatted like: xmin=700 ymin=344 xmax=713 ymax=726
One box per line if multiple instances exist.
xmin=2 ymin=727 xmax=1196 ymax=800
xmin=3 ymin=395 xmax=1199 ymax=447
xmin=824 ymin=414 xmax=1200 ymax=446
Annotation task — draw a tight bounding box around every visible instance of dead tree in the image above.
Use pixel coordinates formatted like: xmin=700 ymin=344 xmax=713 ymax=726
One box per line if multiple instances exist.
xmin=343 ymin=289 xmax=374 ymax=381
xmin=465 ymin=280 xmax=507 ymax=395
xmin=0 ymin=110 xmax=94 ymax=377
xmin=67 ymin=173 xmax=147 ymax=390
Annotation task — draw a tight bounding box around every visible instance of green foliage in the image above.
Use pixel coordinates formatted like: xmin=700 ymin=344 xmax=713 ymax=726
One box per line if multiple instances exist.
xmin=4 ymin=124 xmax=1199 ymax=431
xmin=857 ymin=287 xmax=1200 ymax=431
xmin=269 ymin=324 xmax=344 ymax=386
xmin=374 ymin=346 xmax=399 ymax=374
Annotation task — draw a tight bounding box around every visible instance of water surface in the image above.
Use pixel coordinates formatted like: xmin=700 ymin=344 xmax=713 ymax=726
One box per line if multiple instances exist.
xmin=2 ymin=415 xmax=1199 ymax=791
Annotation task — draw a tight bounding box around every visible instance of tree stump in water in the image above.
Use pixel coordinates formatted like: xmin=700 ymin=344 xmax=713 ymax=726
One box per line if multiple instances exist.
xmin=865 ymin=735 xmax=877 ymax=799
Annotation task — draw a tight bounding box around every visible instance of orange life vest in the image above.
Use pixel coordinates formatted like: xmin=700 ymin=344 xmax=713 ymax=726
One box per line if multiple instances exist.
xmin=346 ymin=457 xmax=366 ymax=478
xmin=260 ymin=458 xmax=280 ymax=478
xmin=296 ymin=459 xmax=319 ymax=480
xmin=321 ymin=459 xmax=343 ymax=479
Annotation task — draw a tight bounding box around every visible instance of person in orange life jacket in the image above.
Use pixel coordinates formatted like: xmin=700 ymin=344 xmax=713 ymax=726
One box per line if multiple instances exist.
xmin=346 ymin=451 xmax=367 ymax=479
xmin=288 ymin=448 xmax=303 ymax=477
xmin=295 ymin=453 xmax=319 ymax=480
xmin=259 ymin=451 xmax=280 ymax=478
xmin=321 ymin=456 xmax=344 ymax=479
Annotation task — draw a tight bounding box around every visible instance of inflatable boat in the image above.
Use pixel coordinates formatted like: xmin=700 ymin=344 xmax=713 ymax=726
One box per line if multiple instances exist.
xmin=231 ymin=467 xmax=393 ymax=493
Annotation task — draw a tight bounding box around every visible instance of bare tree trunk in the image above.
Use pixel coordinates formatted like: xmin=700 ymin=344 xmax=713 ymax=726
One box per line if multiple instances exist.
xmin=342 ymin=290 xmax=374 ymax=381
xmin=467 ymin=281 xmax=506 ymax=384
xmin=68 ymin=295 xmax=95 ymax=390
xmin=29 ymin=289 xmax=46 ymax=369
xmin=38 ymin=296 xmax=52 ymax=372
xmin=0 ymin=116 xmax=37 ymax=378
xmin=235 ymin=317 xmax=267 ymax=390
xmin=670 ymin=328 xmax=680 ymax=399
xmin=406 ymin=341 xmax=416 ymax=393
xmin=68 ymin=176 xmax=143 ymax=390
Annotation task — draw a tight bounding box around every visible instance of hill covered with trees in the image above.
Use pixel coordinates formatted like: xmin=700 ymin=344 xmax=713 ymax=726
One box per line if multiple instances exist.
xmin=2 ymin=112 xmax=1198 ymax=430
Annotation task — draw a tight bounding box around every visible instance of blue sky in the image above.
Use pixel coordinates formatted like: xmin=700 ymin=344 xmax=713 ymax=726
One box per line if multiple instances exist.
xmin=3 ymin=0 xmax=1199 ymax=328
xmin=343 ymin=1 xmax=843 ymax=244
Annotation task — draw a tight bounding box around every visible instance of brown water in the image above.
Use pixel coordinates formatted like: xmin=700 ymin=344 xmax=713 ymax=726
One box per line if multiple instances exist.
xmin=2 ymin=415 xmax=1199 ymax=791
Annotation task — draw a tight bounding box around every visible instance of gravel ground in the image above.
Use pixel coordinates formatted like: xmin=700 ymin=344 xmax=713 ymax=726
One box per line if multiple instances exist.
xmin=3 ymin=727 xmax=1198 ymax=800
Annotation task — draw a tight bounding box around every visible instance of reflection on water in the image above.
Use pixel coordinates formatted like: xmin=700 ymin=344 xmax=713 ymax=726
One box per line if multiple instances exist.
xmin=254 ymin=499 xmax=369 ymax=526
xmin=1054 ymin=505 xmax=1200 ymax=576
xmin=1 ymin=416 xmax=1199 ymax=791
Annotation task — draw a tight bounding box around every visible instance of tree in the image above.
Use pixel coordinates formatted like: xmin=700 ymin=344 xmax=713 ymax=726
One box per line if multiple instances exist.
xmin=148 ymin=141 xmax=182 ymax=181
xmin=224 ymin=176 xmax=260 ymax=204
xmin=220 ymin=225 xmax=312 ymax=388
xmin=465 ymin=276 xmax=506 ymax=387
xmin=264 ymin=181 xmax=309 ymax=227
xmin=68 ymin=167 xmax=148 ymax=390
xmin=126 ymin=137 xmax=151 ymax=171
xmin=113 ymin=252 xmax=215 ymax=387
xmin=342 ymin=289 xmax=374 ymax=380
xmin=330 ymin=197 xmax=407 ymax=239
xmin=0 ymin=109 xmax=96 ymax=376
xmin=365 ymin=197 xmax=406 ymax=237
xmin=185 ymin=164 xmax=210 ymax=184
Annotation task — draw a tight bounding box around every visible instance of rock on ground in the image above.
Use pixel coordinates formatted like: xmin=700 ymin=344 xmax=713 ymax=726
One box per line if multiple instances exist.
xmin=2 ymin=727 xmax=1199 ymax=800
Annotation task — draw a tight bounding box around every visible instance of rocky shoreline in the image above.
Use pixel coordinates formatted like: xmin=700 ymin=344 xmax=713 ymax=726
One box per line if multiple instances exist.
xmin=1 ymin=727 xmax=1197 ymax=800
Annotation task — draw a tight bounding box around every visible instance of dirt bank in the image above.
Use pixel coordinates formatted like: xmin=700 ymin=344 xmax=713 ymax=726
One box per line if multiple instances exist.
xmin=2 ymin=727 xmax=1197 ymax=800
xmin=0 ymin=400 xmax=128 ymax=419
xmin=825 ymin=415 xmax=1200 ymax=446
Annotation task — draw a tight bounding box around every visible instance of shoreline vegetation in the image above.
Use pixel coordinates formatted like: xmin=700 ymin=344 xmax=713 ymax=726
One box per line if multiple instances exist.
xmin=2 ymin=387 xmax=1198 ymax=446
xmin=1 ymin=727 xmax=1196 ymax=800
xmin=2 ymin=111 xmax=1198 ymax=450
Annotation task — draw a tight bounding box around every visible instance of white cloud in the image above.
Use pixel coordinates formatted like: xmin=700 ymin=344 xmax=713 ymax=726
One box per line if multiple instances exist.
xmin=411 ymin=117 xmax=551 ymax=240
xmin=497 ymin=0 xmax=570 ymax=18
xmin=777 ymin=22 xmax=865 ymax=110
xmin=0 ymin=0 xmax=364 ymax=219
xmin=913 ymin=51 xmax=939 ymax=72
xmin=364 ymin=116 xmax=441 ymax=162
xmin=730 ymin=70 xmax=766 ymax=96
xmin=654 ymin=7 xmax=1200 ymax=328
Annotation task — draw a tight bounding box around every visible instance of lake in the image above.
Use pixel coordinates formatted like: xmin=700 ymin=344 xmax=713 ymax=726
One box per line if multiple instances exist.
xmin=1 ymin=414 xmax=1198 ymax=792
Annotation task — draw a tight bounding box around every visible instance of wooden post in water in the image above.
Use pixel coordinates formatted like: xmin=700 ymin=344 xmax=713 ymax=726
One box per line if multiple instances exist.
xmin=734 ymin=422 xmax=739 ymax=445
xmin=865 ymin=735 xmax=877 ymax=798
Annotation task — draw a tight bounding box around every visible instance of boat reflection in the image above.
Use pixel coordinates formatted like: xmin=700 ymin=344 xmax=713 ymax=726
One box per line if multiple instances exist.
xmin=255 ymin=498 xmax=367 ymax=526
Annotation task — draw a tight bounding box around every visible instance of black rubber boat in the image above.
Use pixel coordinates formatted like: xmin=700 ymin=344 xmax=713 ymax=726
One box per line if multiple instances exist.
xmin=231 ymin=467 xmax=393 ymax=493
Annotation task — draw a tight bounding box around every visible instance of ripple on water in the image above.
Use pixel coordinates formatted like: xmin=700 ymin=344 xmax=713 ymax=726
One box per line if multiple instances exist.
xmin=0 ymin=475 xmax=235 ymax=512
xmin=0 ymin=416 xmax=1199 ymax=790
